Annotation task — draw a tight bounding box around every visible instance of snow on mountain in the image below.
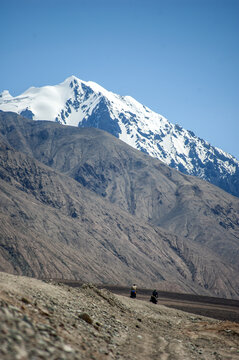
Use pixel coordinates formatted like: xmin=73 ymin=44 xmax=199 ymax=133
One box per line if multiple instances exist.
xmin=0 ymin=75 xmax=238 ymax=197
xmin=0 ymin=90 xmax=12 ymax=100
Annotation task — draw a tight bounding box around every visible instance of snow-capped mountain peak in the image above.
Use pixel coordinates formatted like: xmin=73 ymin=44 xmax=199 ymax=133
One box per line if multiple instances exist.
xmin=0 ymin=76 xmax=238 ymax=197
xmin=0 ymin=90 xmax=12 ymax=99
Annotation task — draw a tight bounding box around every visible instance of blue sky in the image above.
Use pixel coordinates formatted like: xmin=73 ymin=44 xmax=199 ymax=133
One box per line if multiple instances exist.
xmin=1 ymin=0 xmax=239 ymax=158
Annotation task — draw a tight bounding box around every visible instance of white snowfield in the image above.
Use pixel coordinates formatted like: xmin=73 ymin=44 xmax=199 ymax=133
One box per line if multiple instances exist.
xmin=0 ymin=75 xmax=238 ymax=179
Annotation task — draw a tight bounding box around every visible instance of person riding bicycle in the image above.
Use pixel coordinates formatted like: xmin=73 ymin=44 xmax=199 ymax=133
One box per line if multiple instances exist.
xmin=150 ymin=289 xmax=158 ymax=304
xmin=152 ymin=289 xmax=158 ymax=298
xmin=130 ymin=284 xmax=137 ymax=298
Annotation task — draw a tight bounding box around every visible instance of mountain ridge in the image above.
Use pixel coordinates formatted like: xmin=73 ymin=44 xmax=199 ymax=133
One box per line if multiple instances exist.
xmin=0 ymin=76 xmax=238 ymax=197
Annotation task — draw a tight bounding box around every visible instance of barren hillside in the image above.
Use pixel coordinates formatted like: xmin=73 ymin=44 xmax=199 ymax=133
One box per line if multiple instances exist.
xmin=0 ymin=111 xmax=239 ymax=299
xmin=1 ymin=112 xmax=239 ymax=268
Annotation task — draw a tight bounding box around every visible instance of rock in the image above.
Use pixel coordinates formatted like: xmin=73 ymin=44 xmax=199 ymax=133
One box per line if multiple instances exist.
xmin=78 ymin=312 xmax=93 ymax=325
xmin=21 ymin=297 xmax=31 ymax=305
xmin=38 ymin=307 xmax=51 ymax=316
xmin=13 ymin=345 xmax=28 ymax=360
xmin=62 ymin=344 xmax=74 ymax=353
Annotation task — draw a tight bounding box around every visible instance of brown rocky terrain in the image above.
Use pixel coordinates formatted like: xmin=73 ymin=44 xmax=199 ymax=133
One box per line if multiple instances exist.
xmin=1 ymin=111 xmax=239 ymax=267
xmin=0 ymin=111 xmax=239 ymax=299
xmin=0 ymin=272 xmax=239 ymax=360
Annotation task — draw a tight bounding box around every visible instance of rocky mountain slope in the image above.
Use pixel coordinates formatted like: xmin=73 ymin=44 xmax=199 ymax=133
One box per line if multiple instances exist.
xmin=0 ymin=111 xmax=239 ymax=299
xmin=0 ymin=76 xmax=238 ymax=197
xmin=0 ymin=272 xmax=239 ymax=360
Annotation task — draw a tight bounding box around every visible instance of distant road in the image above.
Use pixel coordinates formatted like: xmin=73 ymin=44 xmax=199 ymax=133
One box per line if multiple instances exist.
xmin=103 ymin=285 xmax=239 ymax=323
xmin=46 ymin=280 xmax=239 ymax=323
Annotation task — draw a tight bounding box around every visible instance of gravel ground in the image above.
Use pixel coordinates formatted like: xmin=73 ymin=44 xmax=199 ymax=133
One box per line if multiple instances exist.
xmin=0 ymin=272 xmax=239 ymax=359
